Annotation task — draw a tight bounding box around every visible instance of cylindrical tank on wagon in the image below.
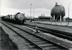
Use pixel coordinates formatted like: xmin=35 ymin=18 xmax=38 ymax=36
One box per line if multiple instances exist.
xmin=1 ymin=16 xmax=6 ymax=20
xmin=15 ymin=12 xmax=26 ymax=24
xmin=16 ymin=14 xmax=25 ymax=20
xmin=10 ymin=15 xmax=15 ymax=20
xmin=9 ymin=15 xmax=15 ymax=22
xmin=9 ymin=15 xmax=12 ymax=20
xmin=6 ymin=15 xmax=10 ymax=20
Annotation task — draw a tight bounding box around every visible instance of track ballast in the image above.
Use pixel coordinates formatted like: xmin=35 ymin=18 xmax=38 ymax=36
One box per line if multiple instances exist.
xmin=1 ymin=21 xmax=68 ymax=50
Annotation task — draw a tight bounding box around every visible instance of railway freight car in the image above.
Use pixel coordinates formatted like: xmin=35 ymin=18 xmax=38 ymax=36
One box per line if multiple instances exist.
xmin=14 ymin=12 xmax=26 ymax=24
xmin=9 ymin=15 xmax=15 ymax=23
xmin=1 ymin=12 xmax=26 ymax=24
xmin=2 ymin=15 xmax=11 ymax=22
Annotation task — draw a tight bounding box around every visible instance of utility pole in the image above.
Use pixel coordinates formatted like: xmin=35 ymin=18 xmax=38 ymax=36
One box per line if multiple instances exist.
xmin=68 ymin=2 xmax=71 ymax=26
xmin=30 ymin=4 xmax=32 ymax=17
xmin=33 ymin=9 xmax=35 ymax=18
xmin=30 ymin=4 xmax=32 ymax=22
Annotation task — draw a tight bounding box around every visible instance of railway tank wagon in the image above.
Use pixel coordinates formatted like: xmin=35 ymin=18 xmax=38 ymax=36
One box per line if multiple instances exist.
xmin=51 ymin=2 xmax=65 ymax=21
xmin=9 ymin=15 xmax=15 ymax=23
xmin=1 ymin=16 xmax=6 ymax=20
xmin=5 ymin=15 xmax=10 ymax=21
xmin=14 ymin=12 xmax=26 ymax=24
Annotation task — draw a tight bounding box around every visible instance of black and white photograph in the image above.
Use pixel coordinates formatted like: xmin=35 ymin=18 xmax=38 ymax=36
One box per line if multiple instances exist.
xmin=0 ymin=0 xmax=72 ymax=50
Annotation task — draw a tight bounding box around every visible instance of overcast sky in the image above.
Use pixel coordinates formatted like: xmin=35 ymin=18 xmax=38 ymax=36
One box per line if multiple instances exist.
xmin=1 ymin=0 xmax=72 ymax=18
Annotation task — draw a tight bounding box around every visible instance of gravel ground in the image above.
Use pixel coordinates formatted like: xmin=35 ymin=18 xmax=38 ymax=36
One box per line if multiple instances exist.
xmin=2 ymin=23 xmax=30 ymax=50
xmin=0 ymin=27 xmax=18 ymax=50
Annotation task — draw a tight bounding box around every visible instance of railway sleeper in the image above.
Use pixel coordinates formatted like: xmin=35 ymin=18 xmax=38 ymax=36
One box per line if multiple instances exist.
xmin=1 ymin=21 xmax=71 ymax=49
xmin=23 ymin=24 xmax=72 ymax=41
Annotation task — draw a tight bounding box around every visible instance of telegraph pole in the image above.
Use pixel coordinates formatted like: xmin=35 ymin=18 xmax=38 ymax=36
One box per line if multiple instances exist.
xmin=30 ymin=4 xmax=32 ymax=17
xmin=30 ymin=4 xmax=32 ymax=22
xmin=68 ymin=2 xmax=71 ymax=26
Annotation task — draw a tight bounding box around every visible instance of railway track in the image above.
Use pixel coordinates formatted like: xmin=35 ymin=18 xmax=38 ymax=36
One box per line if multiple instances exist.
xmin=23 ymin=23 xmax=72 ymax=41
xmin=32 ymin=21 xmax=72 ymax=28
xmin=1 ymin=21 xmax=68 ymax=50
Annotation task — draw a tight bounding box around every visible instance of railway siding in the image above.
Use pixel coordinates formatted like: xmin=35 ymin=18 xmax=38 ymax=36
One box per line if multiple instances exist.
xmin=1 ymin=21 xmax=68 ymax=50
xmin=1 ymin=23 xmax=30 ymax=50
xmin=4 ymin=21 xmax=72 ymax=50
xmin=17 ymin=25 xmax=72 ymax=50
xmin=25 ymin=22 xmax=72 ymax=36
